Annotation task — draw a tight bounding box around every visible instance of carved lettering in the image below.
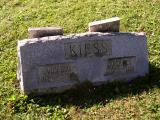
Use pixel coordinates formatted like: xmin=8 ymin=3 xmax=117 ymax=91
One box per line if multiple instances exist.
xmin=38 ymin=63 xmax=75 ymax=82
xmin=105 ymin=56 xmax=136 ymax=75
xmin=64 ymin=40 xmax=112 ymax=59
xmin=69 ymin=44 xmax=77 ymax=57
xmin=93 ymin=42 xmax=100 ymax=54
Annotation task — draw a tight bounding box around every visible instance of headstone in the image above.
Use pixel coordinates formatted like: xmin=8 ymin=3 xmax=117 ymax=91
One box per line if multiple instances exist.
xmin=17 ymin=32 xmax=149 ymax=94
xmin=89 ymin=17 xmax=120 ymax=32
xmin=28 ymin=27 xmax=63 ymax=38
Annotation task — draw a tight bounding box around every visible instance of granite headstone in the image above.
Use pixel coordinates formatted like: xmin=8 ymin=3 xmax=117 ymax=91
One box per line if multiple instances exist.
xmin=28 ymin=27 xmax=63 ymax=38
xmin=89 ymin=17 xmax=120 ymax=32
xmin=17 ymin=32 xmax=149 ymax=94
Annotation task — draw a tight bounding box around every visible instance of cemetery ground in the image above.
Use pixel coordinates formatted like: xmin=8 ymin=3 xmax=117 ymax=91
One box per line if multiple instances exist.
xmin=0 ymin=0 xmax=160 ymax=119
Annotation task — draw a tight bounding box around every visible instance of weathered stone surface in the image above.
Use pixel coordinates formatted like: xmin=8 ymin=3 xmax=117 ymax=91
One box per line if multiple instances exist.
xmin=17 ymin=32 xmax=149 ymax=94
xmin=28 ymin=27 xmax=63 ymax=38
xmin=89 ymin=17 xmax=120 ymax=32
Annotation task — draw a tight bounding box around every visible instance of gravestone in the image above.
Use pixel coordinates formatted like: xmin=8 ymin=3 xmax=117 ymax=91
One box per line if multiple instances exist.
xmin=17 ymin=32 xmax=149 ymax=94
xmin=28 ymin=27 xmax=63 ymax=38
xmin=89 ymin=17 xmax=120 ymax=32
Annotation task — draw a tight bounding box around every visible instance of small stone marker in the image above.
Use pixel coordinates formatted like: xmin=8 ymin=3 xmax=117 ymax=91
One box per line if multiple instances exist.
xmin=28 ymin=27 xmax=63 ymax=38
xmin=17 ymin=32 xmax=149 ymax=94
xmin=89 ymin=17 xmax=120 ymax=32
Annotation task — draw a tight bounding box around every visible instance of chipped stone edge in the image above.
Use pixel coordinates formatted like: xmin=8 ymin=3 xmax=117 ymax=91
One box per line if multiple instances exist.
xmin=18 ymin=32 xmax=147 ymax=46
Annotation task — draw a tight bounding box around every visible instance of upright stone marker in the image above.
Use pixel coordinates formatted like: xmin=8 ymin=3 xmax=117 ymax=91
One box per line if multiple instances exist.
xmin=17 ymin=32 xmax=149 ymax=94
xmin=28 ymin=27 xmax=63 ymax=38
xmin=89 ymin=17 xmax=120 ymax=32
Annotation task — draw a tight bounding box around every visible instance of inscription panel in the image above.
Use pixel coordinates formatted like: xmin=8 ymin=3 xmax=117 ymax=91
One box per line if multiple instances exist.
xmin=105 ymin=56 xmax=136 ymax=75
xmin=38 ymin=63 xmax=74 ymax=83
xmin=64 ymin=40 xmax=112 ymax=59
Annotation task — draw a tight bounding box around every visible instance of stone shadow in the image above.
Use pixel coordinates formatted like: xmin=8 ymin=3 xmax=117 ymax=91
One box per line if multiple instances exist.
xmin=27 ymin=63 xmax=160 ymax=109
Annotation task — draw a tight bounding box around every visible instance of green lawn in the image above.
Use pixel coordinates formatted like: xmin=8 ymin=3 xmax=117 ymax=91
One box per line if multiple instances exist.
xmin=0 ymin=0 xmax=160 ymax=119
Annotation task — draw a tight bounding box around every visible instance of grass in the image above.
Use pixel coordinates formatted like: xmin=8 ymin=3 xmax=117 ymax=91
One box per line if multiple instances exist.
xmin=0 ymin=0 xmax=160 ymax=119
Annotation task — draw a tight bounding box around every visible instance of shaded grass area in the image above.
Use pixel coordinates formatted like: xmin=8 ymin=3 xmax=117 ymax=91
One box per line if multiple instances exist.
xmin=28 ymin=64 xmax=159 ymax=107
xmin=0 ymin=0 xmax=160 ymax=119
xmin=3 ymin=64 xmax=160 ymax=119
